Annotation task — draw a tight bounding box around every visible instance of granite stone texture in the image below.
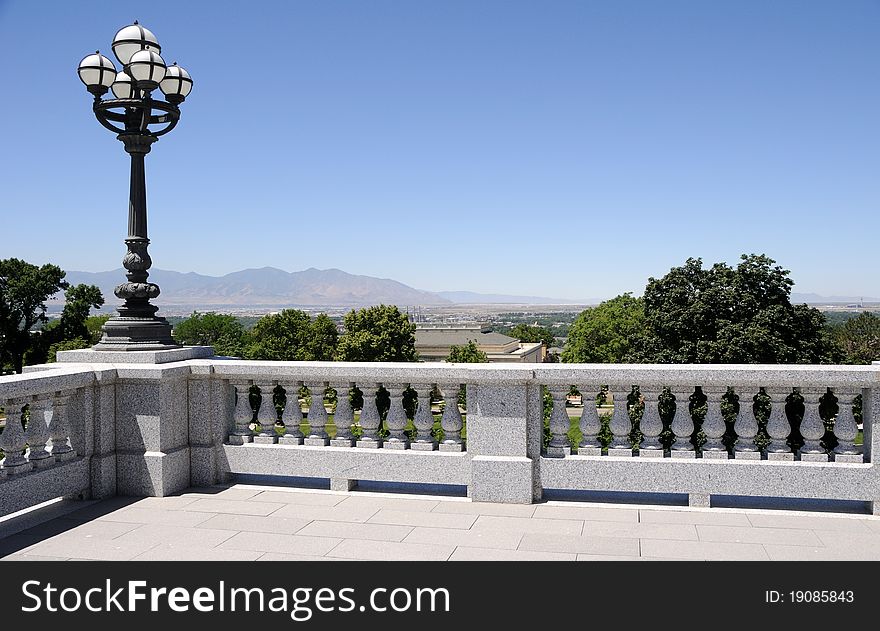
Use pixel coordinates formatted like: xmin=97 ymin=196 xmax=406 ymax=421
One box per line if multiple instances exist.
xmin=56 ymin=346 xmax=214 ymax=364
xmin=0 ymin=459 xmax=90 ymax=515
xmin=470 ymin=456 xmax=536 ymax=504
xmin=116 ymin=447 xmax=190 ymax=497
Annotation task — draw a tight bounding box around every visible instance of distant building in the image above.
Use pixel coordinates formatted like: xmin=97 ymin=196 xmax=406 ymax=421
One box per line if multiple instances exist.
xmin=414 ymin=323 xmax=544 ymax=363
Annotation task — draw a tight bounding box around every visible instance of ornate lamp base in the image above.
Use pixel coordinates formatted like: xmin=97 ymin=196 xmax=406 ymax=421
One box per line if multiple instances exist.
xmin=93 ymin=316 xmax=179 ymax=351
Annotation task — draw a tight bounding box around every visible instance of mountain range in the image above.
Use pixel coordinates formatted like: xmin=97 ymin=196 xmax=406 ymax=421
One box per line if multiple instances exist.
xmin=64 ymin=267 xmax=595 ymax=307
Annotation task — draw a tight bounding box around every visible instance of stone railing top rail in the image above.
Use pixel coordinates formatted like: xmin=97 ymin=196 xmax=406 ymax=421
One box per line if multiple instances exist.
xmin=4 ymin=360 xmax=879 ymax=393
xmin=0 ymin=366 xmax=99 ymax=400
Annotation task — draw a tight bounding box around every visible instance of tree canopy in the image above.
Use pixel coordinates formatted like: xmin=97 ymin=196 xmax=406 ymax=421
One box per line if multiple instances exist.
xmin=0 ymin=258 xmax=68 ymax=373
xmin=563 ymin=293 xmax=646 ymax=363
xmin=335 ymin=305 xmax=417 ymax=362
xmin=504 ymin=323 xmax=556 ymax=349
xmin=834 ymin=312 xmax=880 ymax=365
xmin=173 ymin=311 xmax=249 ymax=357
xmin=247 ymin=310 xmax=338 ymax=361
xmin=446 ymin=340 xmax=488 ymax=363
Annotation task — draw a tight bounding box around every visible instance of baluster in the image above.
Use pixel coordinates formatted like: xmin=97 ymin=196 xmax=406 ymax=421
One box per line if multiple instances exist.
xmin=831 ymin=388 xmax=862 ymax=463
xmin=670 ymin=388 xmax=696 ymax=458
xmin=701 ymin=387 xmax=729 ymax=459
xmin=356 ymin=383 xmax=382 ymax=448
xmin=304 ymin=382 xmax=330 ymax=446
xmin=410 ymin=384 xmax=437 ymax=451
xmin=279 ymin=381 xmax=304 ymax=445
xmin=638 ymin=389 xmax=663 ymax=457
xmin=765 ymin=388 xmax=794 ymax=460
xmin=733 ymin=388 xmax=760 ymax=459
xmin=546 ymin=386 xmax=571 ymax=457
xmin=607 ymin=386 xmax=633 ymax=456
xmin=438 ymin=382 xmax=464 ymax=452
xmin=383 ymin=383 xmax=410 ymax=449
xmin=48 ymin=390 xmax=75 ymax=461
xmin=228 ymin=382 xmax=254 ymax=444
xmin=328 ymin=382 xmax=355 ymax=447
xmin=0 ymin=398 xmax=31 ymax=474
xmin=25 ymin=395 xmax=53 ymax=469
xmin=798 ymin=387 xmax=828 ymax=461
xmin=254 ymin=382 xmax=278 ymax=444
xmin=577 ymin=385 xmax=601 ymax=456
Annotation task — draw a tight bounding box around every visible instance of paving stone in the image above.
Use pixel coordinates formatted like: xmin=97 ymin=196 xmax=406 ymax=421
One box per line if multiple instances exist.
xmin=449 ymin=547 xmax=576 ymax=561
xmin=177 ymin=487 xmax=263 ymax=501
xmin=336 ymin=496 xmax=440 ymax=513
xmin=257 ymin=552 xmax=350 ymax=561
xmin=403 ymin=527 xmax=523 ymax=550
xmin=20 ymin=518 xmax=141 ymax=540
xmin=470 ymin=515 xmax=584 ymax=536
xmin=272 ymin=503 xmax=381 ymax=523
xmin=639 ymin=509 xmax=752 ymax=527
xmin=132 ymin=545 xmax=262 ymax=561
xmin=431 ymin=502 xmax=537 ymax=518
xmin=518 ymin=533 xmax=640 ymax=556
xmin=576 ymin=554 xmax=650 ymax=561
xmin=326 ymin=539 xmax=454 ymax=561
xmin=128 ymin=496 xmax=201 ymax=511
xmin=697 ymin=525 xmax=823 ymax=546
xmin=197 ymin=513 xmax=313 ymax=535
xmin=0 ymin=553 xmax=70 ymax=561
xmin=183 ymin=498 xmax=286 ymax=516
xmin=367 ymin=509 xmax=477 ymax=529
xmin=219 ymin=531 xmax=342 ymax=556
xmin=582 ymin=521 xmax=698 ymax=541
xmin=812 ymin=530 xmax=880 ymax=553
xmin=113 ymin=524 xmax=238 ymax=548
xmin=746 ymin=513 xmax=874 ymax=533
xmin=296 ymin=520 xmax=413 ymax=542
xmin=250 ymin=491 xmax=346 ymax=506
xmin=640 ymin=539 xmax=770 ymax=560
xmin=97 ymin=507 xmax=216 ymax=527
xmin=533 ymin=505 xmax=639 ymax=523
xmin=762 ymin=544 xmax=855 ymax=561
xmin=19 ymin=537 xmax=157 ymax=561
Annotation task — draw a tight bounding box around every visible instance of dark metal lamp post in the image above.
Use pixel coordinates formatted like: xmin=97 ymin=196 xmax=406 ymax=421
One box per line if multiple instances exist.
xmin=77 ymin=22 xmax=193 ymax=350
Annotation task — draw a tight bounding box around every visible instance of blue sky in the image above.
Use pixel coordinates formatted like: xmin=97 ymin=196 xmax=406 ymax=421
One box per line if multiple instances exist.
xmin=0 ymin=0 xmax=877 ymax=300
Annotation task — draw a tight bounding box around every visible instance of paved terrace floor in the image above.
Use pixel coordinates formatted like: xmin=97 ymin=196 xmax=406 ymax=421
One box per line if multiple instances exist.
xmin=1 ymin=484 xmax=879 ymax=561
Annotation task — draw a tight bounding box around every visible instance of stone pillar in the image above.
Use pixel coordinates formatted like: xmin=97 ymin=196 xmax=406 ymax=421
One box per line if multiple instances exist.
xmin=187 ymin=370 xmax=227 ymax=488
xmin=864 ymin=385 xmax=879 ymax=514
xmin=228 ymin=382 xmax=254 ymax=445
xmin=304 ymin=382 xmax=330 ymax=446
xmin=0 ymin=398 xmax=31 ymax=474
xmin=25 ymin=395 xmax=53 ymax=469
xmin=411 ymin=383 xmax=437 ymax=451
xmin=670 ymin=389 xmax=695 ymax=458
xmin=329 ymin=382 xmax=355 ymax=447
xmin=356 ymin=383 xmax=382 ymax=448
xmin=279 ymin=381 xmax=304 ymax=445
xmin=701 ymin=387 xmax=728 ymax=459
xmin=577 ymin=385 xmax=601 ymax=456
xmin=383 ymin=383 xmax=410 ymax=450
xmin=798 ymin=387 xmax=828 ymax=461
xmin=88 ymin=370 xmax=118 ymax=500
xmin=638 ymin=389 xmax=663 ymax=457
xmin=545 ymin=386 xmax=571 ymax=457
xmin=254 ymin=382 xmax=278 ymax=444
xmin=607 ymin=386 xmax=633 ymax=456
xmin=467 ymin=383 xmax=542 ymax=503
xmin=733 ymin=388 xmax=760 ymax=459
xmin=765 ymin=388 xmax=794 ymax=460
xmin=832 ymin=388 xmax=862 ymax=463
xmin=438 ymin=382 xmax=464 ymax=452
xmin=48 ymin=390 xmax=76 ymax=461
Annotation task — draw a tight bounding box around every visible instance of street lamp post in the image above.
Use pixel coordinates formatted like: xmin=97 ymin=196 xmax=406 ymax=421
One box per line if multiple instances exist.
xmin=77 ymin=22 xmax=193 ymax=350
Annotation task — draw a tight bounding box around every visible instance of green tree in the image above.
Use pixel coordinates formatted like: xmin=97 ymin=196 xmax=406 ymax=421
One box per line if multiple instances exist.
xmin=563 ymin=293 xmax=646 ymax=363
xmin=335 ymin=305 xmax=417 ymax=362
xmin=0 ymin=258 xmax=68 ymax=373
xmin=633 ymin=254 xmax=839 ymax=364
xmin=173 ymin=312 xmax=249 ymax=357
xmin=505 ymin=323 xmax=556 ymax=349
xmin=85 ymin=315 xmax=111 ymax=344
xmin=29 ymin=284 xmax=105 ymax=365
xmin=446 ymin=340 xmax=488 ymax=363
xmin=247 ymin=310 xmax=338 ymax=361
xmin=834 ymin=312 xmax=880 ymax=364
